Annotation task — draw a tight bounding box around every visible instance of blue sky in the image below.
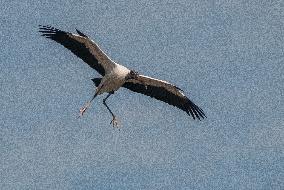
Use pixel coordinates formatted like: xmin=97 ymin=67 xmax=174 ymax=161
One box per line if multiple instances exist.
xmin=1 ymin=0 xmax=283 ymax=189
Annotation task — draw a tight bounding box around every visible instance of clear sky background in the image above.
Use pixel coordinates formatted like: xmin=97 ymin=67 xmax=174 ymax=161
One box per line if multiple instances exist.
xmin=1 ymin=0 xmax=283 ymax=189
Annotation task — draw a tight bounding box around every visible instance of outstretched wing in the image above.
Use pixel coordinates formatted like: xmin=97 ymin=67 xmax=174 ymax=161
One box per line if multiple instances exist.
xmin=123 ymin=75 xmax=206 ymax=120
xmin=39 ymin=25 xmax=115 ymax=76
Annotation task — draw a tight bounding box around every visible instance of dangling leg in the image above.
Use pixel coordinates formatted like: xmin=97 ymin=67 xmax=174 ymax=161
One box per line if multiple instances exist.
xmin=78 ymin=92 xmax=98 ymax=118
xmin=103 ymin=92 xmax=119 ymax=127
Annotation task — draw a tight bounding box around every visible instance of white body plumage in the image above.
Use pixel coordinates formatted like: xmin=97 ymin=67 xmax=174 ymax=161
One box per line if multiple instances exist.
xmin=97 ymin=63 xmax=130 ymax=95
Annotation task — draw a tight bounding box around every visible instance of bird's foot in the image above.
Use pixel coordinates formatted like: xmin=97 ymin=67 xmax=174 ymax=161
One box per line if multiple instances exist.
xmin=78 ymin=102 xmax=91 ymax=118
xmin=110 ymin=116 xmax=120 ymax=128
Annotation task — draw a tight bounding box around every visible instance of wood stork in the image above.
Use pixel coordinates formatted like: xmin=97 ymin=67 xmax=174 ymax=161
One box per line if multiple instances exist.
xmin=39 ymin=25 xmax=206 ymax=127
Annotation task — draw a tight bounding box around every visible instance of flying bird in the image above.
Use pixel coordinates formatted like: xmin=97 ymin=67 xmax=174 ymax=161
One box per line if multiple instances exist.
xmin=39 ymin=25 xmax=206 ymax=127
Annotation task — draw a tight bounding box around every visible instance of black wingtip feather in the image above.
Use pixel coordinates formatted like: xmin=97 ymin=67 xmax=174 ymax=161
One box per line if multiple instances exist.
xmin=39 ymin=25 xmax=65 ymax=35
xmin=185 ymin=99 xmax=206 ymax=120
xmin=187 ymin=109 xmax=196 ymax=120
xmin=39 ymin=25 xmax=71 ymax=43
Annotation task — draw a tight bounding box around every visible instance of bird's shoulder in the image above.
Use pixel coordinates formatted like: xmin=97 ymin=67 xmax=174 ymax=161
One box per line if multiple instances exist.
xmin=111 ymin=63 xmax=130 ymax=76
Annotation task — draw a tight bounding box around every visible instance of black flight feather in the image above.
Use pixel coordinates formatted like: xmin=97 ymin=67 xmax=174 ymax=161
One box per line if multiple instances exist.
xmin=39 ymin=25 xmax=106 ymax=76
xmin=123 ymin=81 xmax=206 ymax=120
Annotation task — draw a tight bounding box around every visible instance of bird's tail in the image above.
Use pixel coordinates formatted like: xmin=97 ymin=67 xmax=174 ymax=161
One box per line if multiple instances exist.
xmin=91 ymin=78 xmax=102 ymax=87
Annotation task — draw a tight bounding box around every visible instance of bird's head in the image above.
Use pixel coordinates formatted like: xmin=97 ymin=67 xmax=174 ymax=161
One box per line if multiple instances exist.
xmin=125 ymin=70 xmax=139 ymax=80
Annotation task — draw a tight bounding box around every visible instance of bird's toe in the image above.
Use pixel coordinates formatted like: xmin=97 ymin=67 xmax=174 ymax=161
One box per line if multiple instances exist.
xmin=110 ymin=116 xmax=121 ymax=128
xmin=78 ymin=102 xmax=91 ymax=118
